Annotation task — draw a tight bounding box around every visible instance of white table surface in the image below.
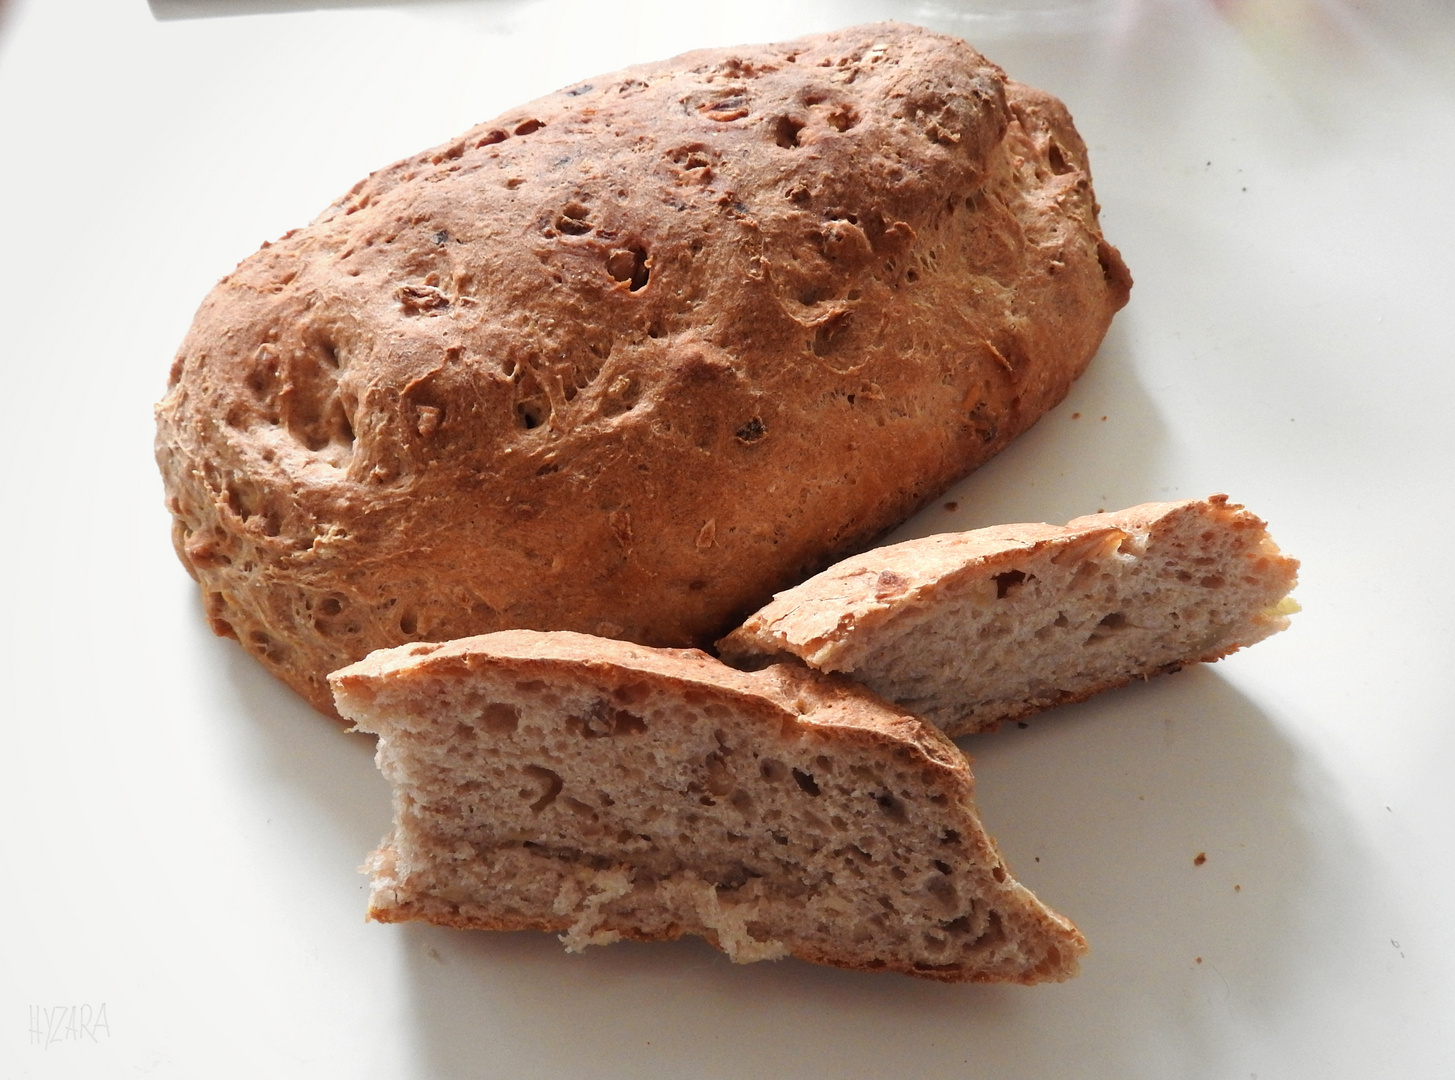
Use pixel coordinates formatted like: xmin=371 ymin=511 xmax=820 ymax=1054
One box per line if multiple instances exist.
xmin=3 ymin=0 xmax=1453 ymax=1076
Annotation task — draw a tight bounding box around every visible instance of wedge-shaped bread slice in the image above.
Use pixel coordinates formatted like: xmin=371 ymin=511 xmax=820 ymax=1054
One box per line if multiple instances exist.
xmin=718 ymin=495 xmax=1298 ymax=736
xmin=330 ymin=630 xmax=1086 ymax=983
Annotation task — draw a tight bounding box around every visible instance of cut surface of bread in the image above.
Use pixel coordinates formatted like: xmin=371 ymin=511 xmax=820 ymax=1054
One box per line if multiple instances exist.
xmin=718 ymin=495 xmax=1299 ymax=736
xmin=330 ymin=630 xmax=1087 ymax=983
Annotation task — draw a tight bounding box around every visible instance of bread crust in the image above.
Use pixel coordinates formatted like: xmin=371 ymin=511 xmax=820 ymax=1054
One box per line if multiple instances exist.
xmin=158 ymin=23 xmax=1130 ymax=716
xmin=719 ymin=495 xmax=1300 ymax=734
xmin=331 ymin=631 xmax=1087 ymax=982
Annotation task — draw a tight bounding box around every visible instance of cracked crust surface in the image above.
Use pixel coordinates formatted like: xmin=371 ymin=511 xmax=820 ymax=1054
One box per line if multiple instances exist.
xmin=157 ymin=23 xmax=1130 ymax=715
xmin=331 ymin=630 xmax=1087 ymax=982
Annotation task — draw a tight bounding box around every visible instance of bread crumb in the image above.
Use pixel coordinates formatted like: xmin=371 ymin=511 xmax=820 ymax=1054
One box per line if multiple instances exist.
xmin=335 ymin=630 xmax=1091 ymax=982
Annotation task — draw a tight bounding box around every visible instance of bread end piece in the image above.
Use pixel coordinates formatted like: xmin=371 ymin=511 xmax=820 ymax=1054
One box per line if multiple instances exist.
xmin=719 ymin=495 xmax=1299 ymax=735
xmin=331 ymin=630 xmax=1087 ymax=983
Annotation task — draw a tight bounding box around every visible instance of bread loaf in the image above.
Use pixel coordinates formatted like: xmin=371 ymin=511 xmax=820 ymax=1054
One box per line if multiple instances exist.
xmin=718 ymin=496 xmax=1298 ymax=735
xmin=157 ymin=23 xmax=1131 ymax=716
xmin=330 ymin=630 xmax=1087 ymax=982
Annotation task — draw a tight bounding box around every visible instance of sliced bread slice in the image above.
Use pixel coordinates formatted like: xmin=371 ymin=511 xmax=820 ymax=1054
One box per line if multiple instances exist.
xmin=329 ymin=630 xmax=1086 ymax=983
xmin=717 ymin=495 xmax=1298 ymax=736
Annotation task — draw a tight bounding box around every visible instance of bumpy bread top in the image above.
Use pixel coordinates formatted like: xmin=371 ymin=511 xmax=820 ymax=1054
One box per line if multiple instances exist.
xmin=157 ymin=23 xmax=1131 ymax=715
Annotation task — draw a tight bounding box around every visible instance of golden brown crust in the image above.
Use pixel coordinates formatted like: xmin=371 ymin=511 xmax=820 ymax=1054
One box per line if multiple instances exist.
xmin=332 ymin=629 xmax=968 ymax=770
xmin=365 ymin=872 xmax=1079 ymax=984
xmin=158 ymin=23 xmax=1130 ymax=716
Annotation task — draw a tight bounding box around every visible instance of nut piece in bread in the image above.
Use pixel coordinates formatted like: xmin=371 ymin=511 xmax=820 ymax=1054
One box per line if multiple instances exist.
xmin=156 ymin=23 xmax=1131 ymax=717
xmin=329 ymin=630 xmax=1087 ymax=983
xmin=718 ymin=495 xmax=1299 ymax=735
